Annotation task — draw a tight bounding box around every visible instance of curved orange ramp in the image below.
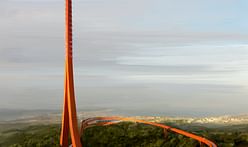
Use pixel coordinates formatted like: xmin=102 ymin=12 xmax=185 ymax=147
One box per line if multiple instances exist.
xmin=80 ymin=116 xmax=217 ymax=147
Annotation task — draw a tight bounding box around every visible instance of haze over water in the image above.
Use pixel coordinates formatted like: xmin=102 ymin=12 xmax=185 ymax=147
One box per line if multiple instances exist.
xmin=1 ymin=0 xmax=248 ymax=117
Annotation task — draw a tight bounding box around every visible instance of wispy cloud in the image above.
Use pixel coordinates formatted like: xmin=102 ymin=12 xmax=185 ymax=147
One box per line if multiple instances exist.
xmin=0 ymin=0 xmax=248 ymax=116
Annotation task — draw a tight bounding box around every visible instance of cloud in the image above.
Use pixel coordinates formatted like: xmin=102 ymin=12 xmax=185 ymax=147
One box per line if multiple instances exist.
xmin=0 ymin=0 xmax=248 ymax=115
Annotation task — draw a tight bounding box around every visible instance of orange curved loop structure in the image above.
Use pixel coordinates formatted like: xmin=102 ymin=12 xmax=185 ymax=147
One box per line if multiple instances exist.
xmin=80 ymin=117 xmax=217 ymax=147
xmin=60 ymin=0 xmax=82 ymax=146
xmin=59 ymin=1 xmax=217 ymax=147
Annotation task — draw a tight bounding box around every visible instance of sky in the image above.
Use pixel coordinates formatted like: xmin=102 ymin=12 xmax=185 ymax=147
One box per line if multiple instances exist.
xmin=1 ymin=0 xmax=248 ymax=116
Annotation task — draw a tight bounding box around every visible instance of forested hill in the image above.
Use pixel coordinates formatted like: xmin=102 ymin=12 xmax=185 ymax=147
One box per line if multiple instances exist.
xmin=1 ymin=122 xmax=248 ymax=147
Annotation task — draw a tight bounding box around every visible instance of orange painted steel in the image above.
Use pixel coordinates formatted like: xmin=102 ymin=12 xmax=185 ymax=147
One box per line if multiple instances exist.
xmin=59 ymin=1 xmax=217 ymax=147
xmin=60 ymin=0 xmax=82 ymax=146
xmin=80 ymin=117 xmax=217 ymax=147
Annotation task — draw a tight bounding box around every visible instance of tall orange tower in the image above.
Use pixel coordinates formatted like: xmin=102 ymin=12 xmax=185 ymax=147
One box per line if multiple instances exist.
xmin=60 ymin=0 xmax=82 ymax=146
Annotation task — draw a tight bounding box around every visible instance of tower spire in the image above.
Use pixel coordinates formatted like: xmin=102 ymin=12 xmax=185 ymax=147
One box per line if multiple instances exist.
xmin=60 ymin=0 xmax=82 ymax=146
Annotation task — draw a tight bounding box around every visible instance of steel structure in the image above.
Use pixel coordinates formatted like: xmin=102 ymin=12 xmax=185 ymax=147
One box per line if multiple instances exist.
xmin=81 ymin=117 xmax=217 ymax=147
xmin=60 ymin=0 xmax=82 ymax=146
xmin=59 ymin=0 xmax=217 ymax=147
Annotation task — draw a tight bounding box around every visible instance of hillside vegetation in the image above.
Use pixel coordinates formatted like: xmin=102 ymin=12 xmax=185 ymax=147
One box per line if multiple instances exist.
xmin=0 ymin=122 xmax=248 ymax=147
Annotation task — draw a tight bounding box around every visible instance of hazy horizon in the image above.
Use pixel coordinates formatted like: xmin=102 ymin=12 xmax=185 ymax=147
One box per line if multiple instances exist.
xmin=1 ymin=0 xmax=248 ymax=117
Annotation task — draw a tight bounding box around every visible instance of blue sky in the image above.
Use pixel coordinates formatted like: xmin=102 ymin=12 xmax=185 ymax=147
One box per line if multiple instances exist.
xmin=1 ymin=0 xmax=248 ymax=116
